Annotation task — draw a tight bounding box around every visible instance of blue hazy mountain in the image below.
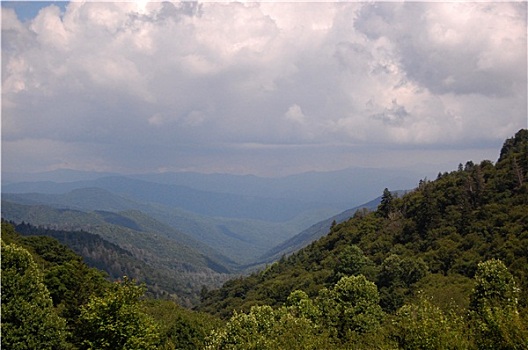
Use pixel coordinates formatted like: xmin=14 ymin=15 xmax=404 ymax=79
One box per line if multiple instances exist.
xmin=2 ymin=167 xmax=425 ymax=265
xmin=1 ymin=187 xmax=335 ymax=264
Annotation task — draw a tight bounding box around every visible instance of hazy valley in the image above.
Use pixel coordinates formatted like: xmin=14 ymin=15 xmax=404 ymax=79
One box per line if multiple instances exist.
xmin=2 ymin=166 xmax=428 ymax=303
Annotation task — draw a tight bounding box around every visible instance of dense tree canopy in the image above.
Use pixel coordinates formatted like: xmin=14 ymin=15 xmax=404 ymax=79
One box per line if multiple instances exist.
xmin=76 ymin=277 xmax=161 ymax=350
xmin=469 ymin=259 xmax=526 ymax=349
xmin=1 ymin=241 xmax=68 ymax=350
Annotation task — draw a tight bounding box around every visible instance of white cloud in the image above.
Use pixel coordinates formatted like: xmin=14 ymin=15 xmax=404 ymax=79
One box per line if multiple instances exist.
xmin=1 ymin=2 xmax=526 ymax=175
xmin=285 ymin=104 xmax=306 ymax=124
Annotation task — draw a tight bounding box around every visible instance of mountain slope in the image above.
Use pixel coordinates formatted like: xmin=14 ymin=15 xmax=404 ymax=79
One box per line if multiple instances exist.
xmin=256 ymin=196 xmax=383 ymax=265
xmin=0 ymin=197 xmax=233 ymax=267
xmin=1 ymin=201 xmax=233 ymax=305
xmin=198 ymin=129 xmax=528 ymax=318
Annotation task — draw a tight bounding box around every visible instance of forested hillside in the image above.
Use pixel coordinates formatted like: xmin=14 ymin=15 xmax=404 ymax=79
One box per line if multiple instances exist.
xmin=2 ymin=219 xmax=229 ymax=305
xmin=198 ymin=129 xmax=528 ymax=346
xmin=0 ymin=206 xmax=232 ymax=306
xmin=1 ymin=223 xmax=220 ymax=349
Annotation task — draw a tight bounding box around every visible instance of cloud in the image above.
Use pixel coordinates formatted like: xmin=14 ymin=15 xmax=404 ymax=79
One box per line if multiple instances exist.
xmin=354 ymin=2 xmax=527 ymax=97
xmin=285 ymin=104 xmax=307 ymax=124
xmin=1 ymin=2 xmax=526 ymax=175
xmin=371 ymin=99 xmax=409 ymax=127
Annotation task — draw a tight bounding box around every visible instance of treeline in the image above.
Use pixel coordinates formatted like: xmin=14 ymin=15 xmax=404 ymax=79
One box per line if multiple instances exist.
xmin=206 ymin=259 xmax=526 ymax=349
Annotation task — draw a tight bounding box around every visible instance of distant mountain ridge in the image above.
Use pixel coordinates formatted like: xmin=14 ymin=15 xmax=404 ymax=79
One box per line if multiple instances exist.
xmin=3 ymin=176 xmax=340 ymax=223
xmin=130 ymin=167 xmax=423 ymax=204
xmin=3 ymin=166 xmax=434 ymax=209
xmin=2 ymin=166 xmax=433 ymax=265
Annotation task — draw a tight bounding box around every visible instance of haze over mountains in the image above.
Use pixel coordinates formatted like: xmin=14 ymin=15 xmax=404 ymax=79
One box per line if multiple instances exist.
xmin=2 ymin=166 xmax=431 ymax=264
xmin=1 ymin=165 xmax=447 ymax=303
xmin=3 ymin=166 xmax=430 ymax=206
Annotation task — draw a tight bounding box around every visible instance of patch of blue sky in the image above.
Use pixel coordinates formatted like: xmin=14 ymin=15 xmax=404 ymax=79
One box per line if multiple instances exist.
xmin=1 ymin=1 xmax=68 ymax=22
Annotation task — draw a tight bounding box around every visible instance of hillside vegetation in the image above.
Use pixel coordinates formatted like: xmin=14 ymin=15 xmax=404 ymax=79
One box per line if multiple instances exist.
xmin=200 ymin=129 xmax=528 ymax=319
xmin=1 ymin=224 xmax=220 ymax=349
xmin=0 ymin=206 xmax=232 ymax=306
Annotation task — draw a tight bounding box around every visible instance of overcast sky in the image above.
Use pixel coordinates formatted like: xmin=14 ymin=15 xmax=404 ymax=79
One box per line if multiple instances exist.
xmin=2 ymin=1 xmax=527 ymax=177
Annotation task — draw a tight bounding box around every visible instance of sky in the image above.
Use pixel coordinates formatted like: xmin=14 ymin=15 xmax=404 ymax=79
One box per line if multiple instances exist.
xmin=2 ymin=1 xmax=527 ymax=177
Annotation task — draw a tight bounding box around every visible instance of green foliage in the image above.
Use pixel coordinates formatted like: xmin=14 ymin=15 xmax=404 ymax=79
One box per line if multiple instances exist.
xmin=1 ymin=241 xmax=69 ymax=350
xmin=76 ymin=277 xmax=161 ymax=349
xmin=286 ymin=290 xmax=321 ymax=321
xmin=391 ymin=294 xmax=471 ymax=349
xmin=17 ymin=234 xmax=81 ymax=266
xmin=332 ymin=244 xmax=376 ymax=282
xmin=1 ymin=220 xmax=22 ymax=243
xmin=143 ymin=299 xmax=222 ymax=350
xmin=378 ymin=254 xmax=428 ymax=311
xmin=45 ymin=259 xmax=109 ymax=321
xmin=206 ymin=259 xmax=527 ymax=349
xmin=319 ymin=275 xmax=384 ymax=339
xmin=377 ymin=188 xmax=394 ymax=218
xmin=469 ymin=259 xmax=528 ymax=349
xmin=413 ymin=273 xmax=473 ymax=311
xmin=206 ymin=305 xmax=329 ymax=350
xmin=2 ymin=221 xmax=110 ymax=328
xmin=207 ymin=277 xmax=388 ymax=349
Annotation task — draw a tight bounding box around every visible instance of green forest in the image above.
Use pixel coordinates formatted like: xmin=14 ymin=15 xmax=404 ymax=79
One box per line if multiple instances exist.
xmin=2 ymin=129 xmax=528 ymax=349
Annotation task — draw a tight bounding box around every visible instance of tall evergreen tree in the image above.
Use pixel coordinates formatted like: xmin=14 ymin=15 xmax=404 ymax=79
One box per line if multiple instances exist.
xmin=378 ymin=188 xmax=394 ymax=218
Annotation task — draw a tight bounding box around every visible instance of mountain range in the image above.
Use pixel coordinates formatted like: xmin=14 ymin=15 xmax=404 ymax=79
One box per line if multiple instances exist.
xmin=2 ymin=166 xmax=438 ymax=303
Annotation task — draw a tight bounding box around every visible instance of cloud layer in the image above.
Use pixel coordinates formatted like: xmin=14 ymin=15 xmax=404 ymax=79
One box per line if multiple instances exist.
xmin=2 ymin=2 xmax=526 ymax=175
